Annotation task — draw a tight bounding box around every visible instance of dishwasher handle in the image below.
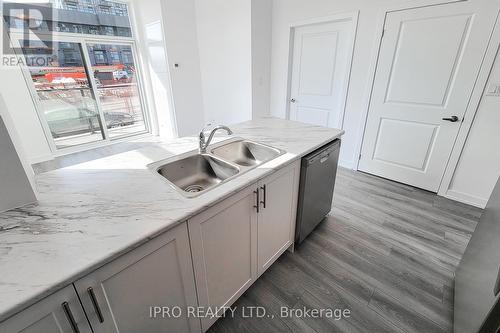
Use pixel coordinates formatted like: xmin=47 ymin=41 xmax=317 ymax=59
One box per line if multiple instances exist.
xmin=305 ymin=140 xmax=340 ymax=166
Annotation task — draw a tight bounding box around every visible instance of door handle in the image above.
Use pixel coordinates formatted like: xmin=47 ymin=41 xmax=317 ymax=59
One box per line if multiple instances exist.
xmin=253 ymin=188 xmax=260 ymax=213
xmin=87 ymin=287 xmax=105 ymax=323
xmin=62 ymin=301 xmax=80 ymax=333
xmin=442 ymin=116 xmax=459 ymax=122
xmin=260 ymin=185 xmax=267 ymax=209
xmin=290 ymin=98 xmax=296 ymax=103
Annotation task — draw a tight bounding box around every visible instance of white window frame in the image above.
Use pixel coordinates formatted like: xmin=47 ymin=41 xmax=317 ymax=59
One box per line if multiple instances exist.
xmin=8 ymin=1 xmax=152 ymax=156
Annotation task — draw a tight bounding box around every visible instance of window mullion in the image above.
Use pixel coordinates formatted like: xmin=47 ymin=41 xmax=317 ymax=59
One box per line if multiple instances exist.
xmin=81 ymin=39 xmax=111 ymax=141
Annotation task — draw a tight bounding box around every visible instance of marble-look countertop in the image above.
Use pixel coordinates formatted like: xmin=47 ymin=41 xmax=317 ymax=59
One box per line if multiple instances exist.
xmin=0 ymin=118 xmax=343 ymax=322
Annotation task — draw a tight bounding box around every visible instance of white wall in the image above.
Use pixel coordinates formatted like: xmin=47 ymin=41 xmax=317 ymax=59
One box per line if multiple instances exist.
xmin=195 ymin=0 xmax=252 ymax=126
xmin=133 ymin=0 xmax=176 ymax=138
xmin=1 ymin=2 xmax=52 ymax=165
xmin=161 ymin=0 xmax=206 ymax=136
xmin=0 ymin=66 xmax=52 ymax=163
xmin=269 ymin=0 xmax=500 ymax=206
xmin=446 ymin=51 xmax=500 ymax=208
xmin=251 ymin=0 xmax=273 ymax=119
xmin=0 ymin=94 xmax=37 ymax=212
xmin=269 ymin=0 xmax=406 ymax=168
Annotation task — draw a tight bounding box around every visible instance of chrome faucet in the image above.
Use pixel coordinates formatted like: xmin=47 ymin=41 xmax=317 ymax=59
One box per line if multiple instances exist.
xmin=199 ymin=125 xmax=233 ymax=153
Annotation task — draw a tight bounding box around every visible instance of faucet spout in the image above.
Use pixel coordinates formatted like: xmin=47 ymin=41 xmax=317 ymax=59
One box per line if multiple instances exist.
xmin=199 ymin=125 xmax=233 ymax=153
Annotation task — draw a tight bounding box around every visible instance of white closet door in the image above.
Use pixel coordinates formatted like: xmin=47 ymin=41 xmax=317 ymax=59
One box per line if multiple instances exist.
xmin=289 ymin=17 xmax=355 ymax=129
xmin=359 ymin=2 xmax=497 ymax=191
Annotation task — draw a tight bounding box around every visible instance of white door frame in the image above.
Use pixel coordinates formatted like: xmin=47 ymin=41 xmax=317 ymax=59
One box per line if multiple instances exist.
xmin=354 ymin=0 xmax=500 ymax=197
xmin=285 ymin=11 xmax=359 ymax=129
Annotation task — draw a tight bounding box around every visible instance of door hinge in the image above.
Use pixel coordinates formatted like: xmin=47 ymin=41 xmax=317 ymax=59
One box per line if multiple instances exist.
xmin=358 ymin=153 xmax=362 ymax=161
xmin=381 ymin=29 xmax=385 ymax=39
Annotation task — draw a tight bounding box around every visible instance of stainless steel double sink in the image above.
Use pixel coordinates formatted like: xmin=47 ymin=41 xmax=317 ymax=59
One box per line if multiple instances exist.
xmin=149 ymin=138 xmax=285 ymax=198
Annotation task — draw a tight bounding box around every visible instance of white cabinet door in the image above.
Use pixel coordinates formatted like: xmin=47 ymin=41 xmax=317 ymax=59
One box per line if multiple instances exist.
xmin=74 ymin=223 xmax=200 ymax=333
xmin=257 ymin=161 xmax=300 ymax=276
xmin=0 ymin=286 xmax=92 ymax=333
xmin=359 ymin=1 xmax=497 ymax=191
xmin=188 ymin=185 xmax=258 ymax=331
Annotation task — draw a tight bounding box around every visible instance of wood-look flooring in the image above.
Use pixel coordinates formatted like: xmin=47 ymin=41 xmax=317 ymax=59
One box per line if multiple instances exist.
xmin=208 ymin=167 xmax=483 ymax=333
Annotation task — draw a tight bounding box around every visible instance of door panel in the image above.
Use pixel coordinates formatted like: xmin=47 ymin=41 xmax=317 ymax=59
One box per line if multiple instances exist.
xmin=257 ymin=161 xmax=300 ymax=276
xmin=0 ymin=286 xmax=92 ymax=333
xmin=75 ymin=223 xmax=200 ymax=333
xmin=188 ymin=186 xmax=258 ymax=331
xmin=359 ymin=2 xmax=497 ymax=191
xmin=373 ymin=118 xmax=438 ymax=170
xmin=385 ymin=14 xmax=472 ymax=106
xmin=199 ymin=199 xmax=253 ymax=307
xmin=298 ymin=31 xmax=339 ymax=96
xmin=290 ymin=17 xmax=356 ymax=128
xmin=296 ymin=106 xmax=330 ymax=125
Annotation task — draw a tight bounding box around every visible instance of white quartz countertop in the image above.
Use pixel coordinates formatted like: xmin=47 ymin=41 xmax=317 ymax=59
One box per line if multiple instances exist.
xmin=0 ymin=118 xmax=343 ymax=322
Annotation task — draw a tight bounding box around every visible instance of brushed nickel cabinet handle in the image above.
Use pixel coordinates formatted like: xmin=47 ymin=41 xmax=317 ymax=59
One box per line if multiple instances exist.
xmin=62 ymin=301 xmax=80 ymax=333
xmin=87 ymin=287 xmax=104 ymax=323
xmin=260 ymin=185 xmax=267 ymax=209
xmin=253 ymin=188 xmax=260 ymax=213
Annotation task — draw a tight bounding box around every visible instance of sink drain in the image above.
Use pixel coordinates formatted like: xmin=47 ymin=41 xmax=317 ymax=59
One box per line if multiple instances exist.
xmin=185 ymin=184 xmax=204 ymax=193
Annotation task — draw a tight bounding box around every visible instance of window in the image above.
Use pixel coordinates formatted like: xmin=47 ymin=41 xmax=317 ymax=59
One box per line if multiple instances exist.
xmin=87 ymin=43 xmax=147 ymax=138
xmin=109 ymin=49 xmax=120 ymax=64
xmin=121 ymin=50 xmax=133 ymax=65
xmin=66 ymin=3 xmax=78 ymax=10
xmin=116 ymin=27 xmax=132 ymax=37
xmin=20 ymin=41 xmax=105 ymax=149
xmin=101 ymin=26 xmax=115 ymax=36
xmin=98 ymin=4 xmax=111 ymax=14
xmin=7 ymin=1 xmax=149 ymax=152
xmin=93 ymin=50 xmax=107 ymax=64
xmin=83 ymin=25 xmax=100 ymax=35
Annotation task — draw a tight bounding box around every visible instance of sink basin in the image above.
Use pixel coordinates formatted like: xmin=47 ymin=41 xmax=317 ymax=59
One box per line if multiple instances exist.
xmin=150 ymin=138 xmax=285 ymax=198
xmin=156 ymin=154 xmax=239 ymax=196
xmin=211 ymin=140 xmax=283 ymax=167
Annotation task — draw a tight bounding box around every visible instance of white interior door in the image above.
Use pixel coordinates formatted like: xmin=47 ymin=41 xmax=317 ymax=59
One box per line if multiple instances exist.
xmin=289 ymin=16 xmax=356 ymax=128
xmin=359 ymin=2 xmax=497 ymax=192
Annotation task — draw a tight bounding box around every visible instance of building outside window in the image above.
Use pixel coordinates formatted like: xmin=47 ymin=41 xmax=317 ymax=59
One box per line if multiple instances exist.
xmin=109 ymin=49 xmax=120 ymax=64
xmin=121 ymin=50 xmax=133 ymax=65
xmin=101 ymin=26 xmax=115 ymax=36
xmin=93 ymin=50 xmax=107 ymax=64
xmin=5 ymin=1 xmax=132 ymax=37
xmin=4 ymin=0 xmax=149 ymax=151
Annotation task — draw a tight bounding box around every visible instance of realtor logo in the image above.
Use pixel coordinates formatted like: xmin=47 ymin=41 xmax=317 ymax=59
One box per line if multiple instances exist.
xmin=1 ymin=1 xmax=54 ymax=66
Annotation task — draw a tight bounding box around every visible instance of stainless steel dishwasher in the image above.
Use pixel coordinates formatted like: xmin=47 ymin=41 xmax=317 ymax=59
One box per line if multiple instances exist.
xmin=295 ymin=139 xmax=341 ymax=245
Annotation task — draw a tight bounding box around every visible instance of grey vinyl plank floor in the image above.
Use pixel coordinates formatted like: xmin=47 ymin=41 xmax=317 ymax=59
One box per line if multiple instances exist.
xmin=208 ymin=168 xmax=483 ymax=333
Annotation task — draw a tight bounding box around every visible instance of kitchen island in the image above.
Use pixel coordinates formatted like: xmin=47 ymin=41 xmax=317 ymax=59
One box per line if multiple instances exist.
xmin=0 ymin=117 xmax=343 ymax=331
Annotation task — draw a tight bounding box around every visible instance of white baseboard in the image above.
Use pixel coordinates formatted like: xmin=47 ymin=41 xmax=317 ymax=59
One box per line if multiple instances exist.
xmin=339 ymin=158 xmax=355 ymax=170
xmin=444 ymin=190 xmax=488 ymax=209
